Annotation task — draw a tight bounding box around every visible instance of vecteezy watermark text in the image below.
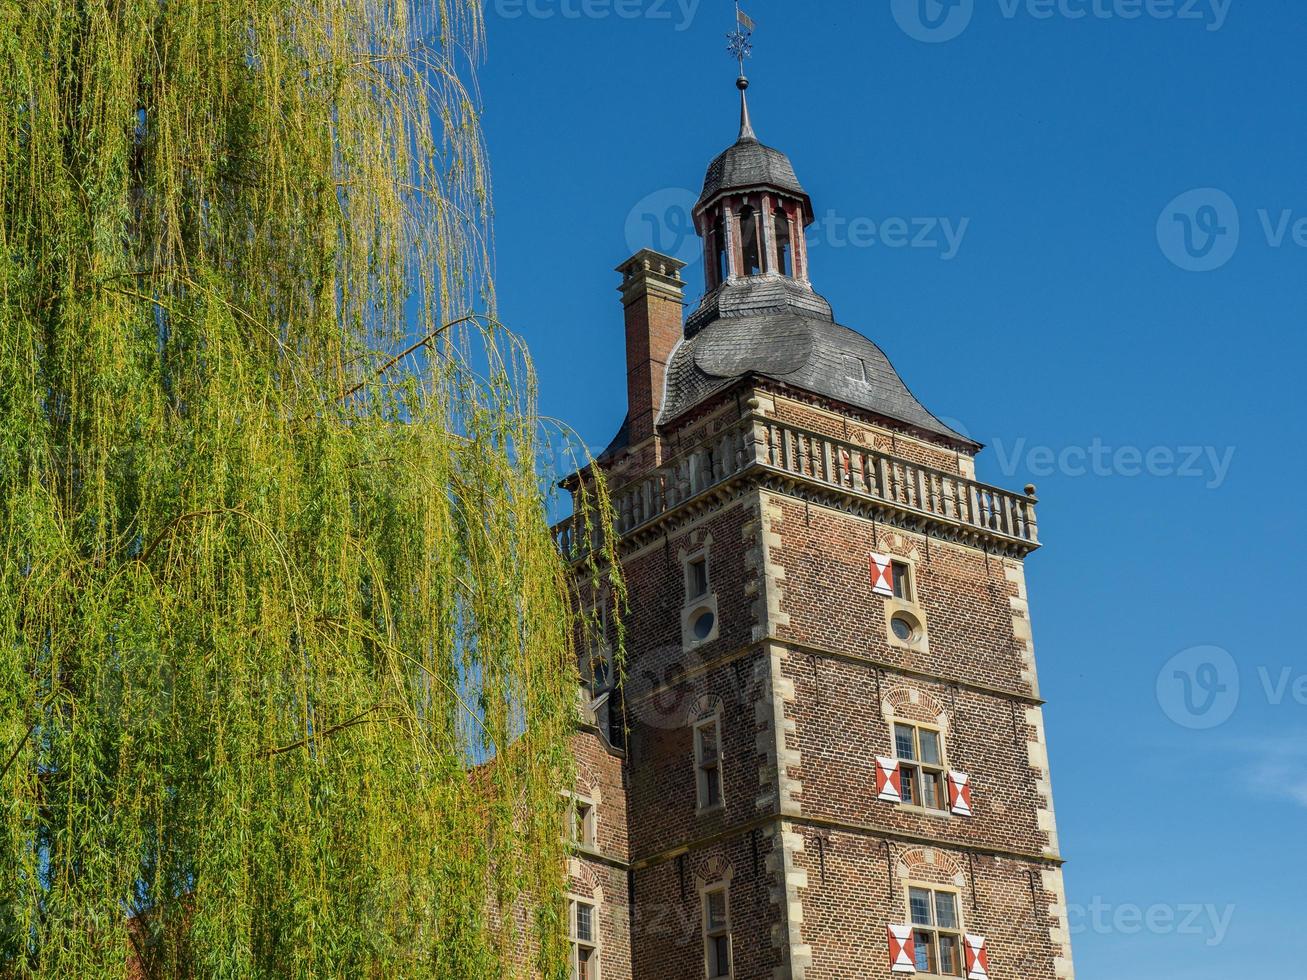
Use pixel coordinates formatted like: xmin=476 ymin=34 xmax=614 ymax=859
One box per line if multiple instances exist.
xmin=493 ymin=0 xmax=701 ymax=31
xmin=1069 ymin=899 xmax=1235 ymax=947
xmin=807 ymin=210 xmax=970 ymax=261
xmin=623 ymin=188 xmax=971 ymax=265
xmin=991 ymin=438 xmax=1236 ymax=489
xmin=893 ymin=0 xmax=1232 ymax=43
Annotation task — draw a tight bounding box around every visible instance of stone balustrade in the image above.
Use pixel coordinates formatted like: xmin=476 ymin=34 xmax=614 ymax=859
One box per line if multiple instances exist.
xmin=553 ymin=415 xmax=1038 ymax=559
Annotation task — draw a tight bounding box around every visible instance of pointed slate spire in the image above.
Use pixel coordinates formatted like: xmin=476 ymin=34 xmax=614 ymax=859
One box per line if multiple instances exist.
xmin=737 ymin=75 xmax=756 ymax=143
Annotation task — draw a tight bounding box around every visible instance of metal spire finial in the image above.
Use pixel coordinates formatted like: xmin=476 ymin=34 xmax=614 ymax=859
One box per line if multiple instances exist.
xmin=727 ymin=2 xmax=756 ymax=141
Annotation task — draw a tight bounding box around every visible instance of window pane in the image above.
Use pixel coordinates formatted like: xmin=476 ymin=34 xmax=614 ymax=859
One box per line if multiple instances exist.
xmin=690 ymin=559 xmax=708 ymax=599
xmin=702 ymin=765 xmax=721 ymax=807
xmin=707 ymin=891 xmax=727 ymax=930
xmin=577 ymin=945 xmax=594 ymax=980
xmin=901 ymin=765 xmax=919 ymax=807
xmin=935 ymin=892 xmax=958 ymax=929
xmin=892 ymin=562 xmax=910 ymax=599
xmin=938 ymin=933 xmax=962 ymax=976
xmin=919 ymin=730 xmax=942 ymax=766
xmin=576 ymin=903 xmax=593 ymax=942
xmin=698 ymin=724 xmax=718 ymax=760
xmin=909 ymin=888 xmax=933 ymax=926
xmin=913 ymin=930 xmax=935 ymax=973
xmin=711 ymin=934 xmax=730 ymax=976
xmin=895 ymin=724 xmax=917 ymax=761
xmin=922 ymin=770 xmax=945 ymax=810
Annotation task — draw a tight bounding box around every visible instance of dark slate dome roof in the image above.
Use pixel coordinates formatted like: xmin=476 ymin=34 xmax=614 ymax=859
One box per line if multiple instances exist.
xmin=657 ymin=279 xmax=976 ymax=449
xmin=696 ymin=136 xmax=811 ymax=217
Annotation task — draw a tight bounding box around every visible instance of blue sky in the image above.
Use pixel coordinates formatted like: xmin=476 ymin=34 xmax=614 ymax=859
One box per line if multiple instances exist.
xmin=477 ymin=2 xmax=1306 ymax=976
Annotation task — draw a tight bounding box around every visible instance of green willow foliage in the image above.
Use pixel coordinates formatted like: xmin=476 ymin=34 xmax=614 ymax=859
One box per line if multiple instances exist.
xmin=0 ymin=0 xmax=618 ymax=976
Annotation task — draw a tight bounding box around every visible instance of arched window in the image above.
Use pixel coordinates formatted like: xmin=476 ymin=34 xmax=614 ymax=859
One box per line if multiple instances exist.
xmin=738 ymin=203 xmax=762 ymax=276
xmin=711 ymin=213 xmax=728 ymax=287
xmin=773 ymin=204 xmax=793 ymax=277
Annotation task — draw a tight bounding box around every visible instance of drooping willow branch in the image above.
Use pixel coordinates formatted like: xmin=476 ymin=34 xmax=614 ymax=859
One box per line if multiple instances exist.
xmin=0 ymin=0 xmax=621 ymax=977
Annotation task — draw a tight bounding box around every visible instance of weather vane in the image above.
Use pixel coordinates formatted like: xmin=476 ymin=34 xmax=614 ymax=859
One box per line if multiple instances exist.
xmin=727 ymin=1 xmax=755 ymax=77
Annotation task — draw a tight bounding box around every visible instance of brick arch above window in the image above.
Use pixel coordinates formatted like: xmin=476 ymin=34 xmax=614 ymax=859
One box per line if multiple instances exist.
xmin=876 ymin=530 xmax=923 ymax=561
xmin=695 ymin=854 xmax=735 ymax=886
xmin=895 ymin=847 xmax=966 ymax=889
xmin=882 ymin=685 xmax=948 ymax=727
xmin=687 ymin=693 xmax=725 ymax=727
xmin=569 ymin=862 xmax=602 ymax=897
xmin=575 ymin=759 xmax=601 ymax=800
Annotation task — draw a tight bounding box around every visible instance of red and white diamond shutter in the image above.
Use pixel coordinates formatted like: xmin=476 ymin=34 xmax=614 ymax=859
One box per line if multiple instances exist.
xmin=965 ymin=935 xmax=990 ymax=980
xmin=948 ymin=771 xmax=973 ymax=817
xmin=888 ymin=925 xmax=916 ymax=973
xmin=876 ymin=757 xmax=902 ymax=803
xmin=870 ymin=553 xmax=895 ymax=597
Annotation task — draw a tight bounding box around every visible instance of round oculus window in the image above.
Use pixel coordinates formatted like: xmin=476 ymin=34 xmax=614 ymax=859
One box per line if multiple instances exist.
xmin=691 ymin=608 xmax=716 ymax=641
xmin=890 ymin=614 xmax=917 ymax=643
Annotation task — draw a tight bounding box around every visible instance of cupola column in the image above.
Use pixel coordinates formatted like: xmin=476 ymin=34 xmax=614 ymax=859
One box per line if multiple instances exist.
xmin=722 ymin=200 xmax=740 ymax=281
xmin=759 ymin=191 xmax=777 ymax=274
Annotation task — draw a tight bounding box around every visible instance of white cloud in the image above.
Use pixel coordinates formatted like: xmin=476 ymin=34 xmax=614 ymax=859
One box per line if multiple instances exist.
xmin=1238 ymin=738 xmax=1307 ymax=810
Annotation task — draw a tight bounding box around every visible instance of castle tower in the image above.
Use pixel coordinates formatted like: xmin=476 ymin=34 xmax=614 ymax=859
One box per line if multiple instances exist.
xmin=558 ymin=78 xmax=1075 ymax=980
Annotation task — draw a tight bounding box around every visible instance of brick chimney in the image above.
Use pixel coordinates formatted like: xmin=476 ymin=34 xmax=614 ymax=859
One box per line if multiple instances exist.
xmin=616 ymin=249 xmax=687 ymax=448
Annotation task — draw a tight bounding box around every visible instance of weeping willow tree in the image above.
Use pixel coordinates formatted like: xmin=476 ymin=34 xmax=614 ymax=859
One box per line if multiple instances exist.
xmin=0 ymin=0 xmax=620 ymax=975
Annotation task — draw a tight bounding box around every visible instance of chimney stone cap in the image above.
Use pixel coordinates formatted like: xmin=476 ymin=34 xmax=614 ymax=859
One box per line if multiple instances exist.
xmin=616 ymin=248 xmax=688 ymax=302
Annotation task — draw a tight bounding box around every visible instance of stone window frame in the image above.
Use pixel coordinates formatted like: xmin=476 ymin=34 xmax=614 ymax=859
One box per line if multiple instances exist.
xmin=564 ymin=790 xmax=598 ymax=851
xmin=699 ymin=878 xmax=734 ymax=980
xmin=681 ymin=537 xmax=719 ymax=650
xmin=568 ymin=891 xmax=602 ymax=980
xmin=882 ymin=553 xmax=930 ymax=654
xmin=892 ymin=720 xmax=951 ymax=816
xmin=692 ymin=709 xmax=726 ymax=815
xmin=883 ymin=689 xmax=953 ymax=820
xmin=902 ymin=880 xmax=967 ymax=978
xmin=581 ymin=594 xmax=614 ymax=700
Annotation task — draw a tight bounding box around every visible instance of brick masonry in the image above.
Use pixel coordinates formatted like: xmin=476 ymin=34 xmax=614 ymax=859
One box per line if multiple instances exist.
xmin=559 ymin=252 xmax=1075 ymax=980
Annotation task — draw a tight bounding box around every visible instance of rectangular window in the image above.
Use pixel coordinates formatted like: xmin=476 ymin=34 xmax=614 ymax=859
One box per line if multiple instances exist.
xmin=892 ymin=561 xmax=912 ymax=601
xmin=583 ymin=602 xmax=611 ymax=697
xmin=569 ymin=797 xmax=595 ymax=849
xmin=695 ymin=718 xmax=723 ymax=811
xmin=703 ymin=886 xmax=733 ymax=978
xmin=571 ymin=900 xmax=599 ymax=980
xmin=894 ymin=722 xmax=948 ymax=811
xmin=688 ymin=557 xmax=709 ymax=601
xmin=909 ymin=886 xmax=964 ymax=977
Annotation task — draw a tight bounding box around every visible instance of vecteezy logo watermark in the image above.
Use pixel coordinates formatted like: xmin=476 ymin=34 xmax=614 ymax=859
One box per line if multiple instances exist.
xmin=1158 ymin=189 xmax=1307 ymax=272
xmin=1157 ymin=645 xmax=1240 ymax=729
xmin=1158 ymin=647 xmax=1307 ymax=728
xmin=893 ymin=0 xmax=1231 ymax=42
xmin=625 ymin=188 xmax=700 ymax=266
xmin=492 ymin=0 xmax=701 ymax=31
xmin=1157 ymin=188 xmax=1241 ymax=272
xmin=892 ymin=0 xmax=976 ymax=43
xmin=1068 ymin=899 xmax=1235 ymax=947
